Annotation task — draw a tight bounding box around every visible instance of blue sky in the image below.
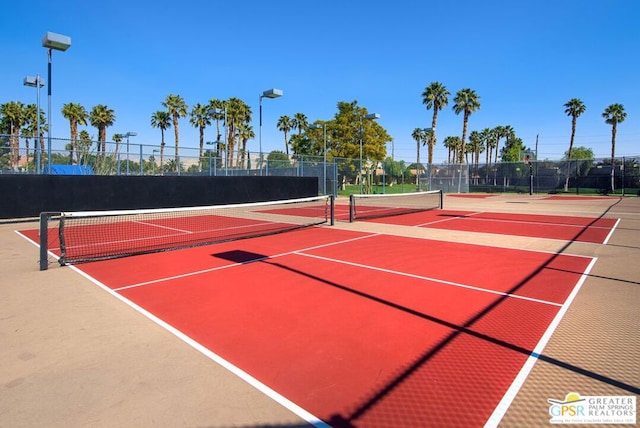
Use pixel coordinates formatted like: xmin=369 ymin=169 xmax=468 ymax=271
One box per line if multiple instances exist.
xmin=1 ymin=0 xmax=638 ymax=164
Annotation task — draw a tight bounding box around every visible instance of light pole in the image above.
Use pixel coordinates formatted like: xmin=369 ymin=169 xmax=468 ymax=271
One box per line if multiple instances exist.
xmin=259 ymin=88 xmax=283 ymax=175
xmin=360 ymin=113 xmax=380 ymax=194
xmin=42 ymin=31 xmax=71 ymax=174
xmin=123 ymin=131 xmax=137 ymax=175
xmin=24 ymin=75 xmax=45 ymax=174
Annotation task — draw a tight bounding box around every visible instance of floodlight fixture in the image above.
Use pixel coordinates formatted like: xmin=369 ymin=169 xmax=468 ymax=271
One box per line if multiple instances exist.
xmin=261 ymin=88 xmax=283 ymax=99
xmin=42 ymin=32 xmax=71 ymax=51
xmin=258 ymin=88 xmax=284 ymax=174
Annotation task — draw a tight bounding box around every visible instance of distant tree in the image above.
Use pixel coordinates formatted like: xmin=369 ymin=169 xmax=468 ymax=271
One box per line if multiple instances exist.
xmin=190 ymin=103 xmax=212 ymax=163
xmin=89 ymin=104 xmax=115 ymax=156
xmin=563 ymin=146 xmax=594 ymax=177
xmin=500 ymin=135 xmax=530 ymax=162
xmin=0 ymin=101 xmax=25 ymax=168
xmin=77 ymin=129 xmax=92 ymax=165
xmin=452 ymin=88 xmax=481 ymax=163
xmin=224 ymin=97 xmax=252 ymax=167
xmin=21 ymin=104 xmax=39 ymax=168
xmin=267 ymin=150 xmax=292 ymax=168
xmin=292 ymin=112 xmax=308 ymax=135
xmin=61 ymin=102 xmax=88 ymax=164
xmin=563 ymin=146 xmax=593 ymax=160
xmin=150 ymin=111 xmax=171 ymax=170
xmin=208 ymin=98 xmax=225 ymax=142
xmin=480 ymin=128 xmax=494 ymax=168
xmin=236 ymin=122 xmax=254 ymax=167
xmin=468 ymin=130 xmax=484 ymax=169
xmin=492 ymin=125 xmax=505 ymax=164
xmin=421 ymin=81 xmax=450 ymax=166
xmin=411 ymin=127 xmax=426 ymax=171
xmin=602 ymin=103 xmax=627 ymax=192
xmin=563 ymin=98 xmax=586 ymax=191
xmin=443 ymin=136 xmax=461 ymax=164
xmin=162 ymin=94 xmax=188 ymax=170
xmin=277 ymin=115 xmax=294 ymax=155
xmin=290 ymin=133 xmax=315 ymax=157
xmin=112 ymin=133 xmax=123 ymax=156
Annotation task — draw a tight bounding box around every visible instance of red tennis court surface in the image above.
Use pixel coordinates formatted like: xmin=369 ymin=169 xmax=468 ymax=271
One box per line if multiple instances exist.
xmin=349 ymin=209 xmax=618 ymax=244
xmin=30 ymin=224 xmax=596 ymax=427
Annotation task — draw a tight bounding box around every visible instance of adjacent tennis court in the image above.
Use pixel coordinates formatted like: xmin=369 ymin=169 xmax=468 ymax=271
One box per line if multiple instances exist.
xmin=343 ymin=192 xmax=618 ymax=244
xmin=16 ymin=193 xmax=614 ymax=427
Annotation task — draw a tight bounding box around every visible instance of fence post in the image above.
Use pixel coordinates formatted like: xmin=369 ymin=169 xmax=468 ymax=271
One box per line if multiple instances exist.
xmin=622 ymin=156 xmax=625 ymax=196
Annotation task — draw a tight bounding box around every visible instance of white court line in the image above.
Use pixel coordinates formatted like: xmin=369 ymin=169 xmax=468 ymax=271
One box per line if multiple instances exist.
xmin=420 ymin=211 xmax=616 ymax=230
xmin=450 ymin=215 xmax=616 ymax=230
xmin=416 ymin=211 xmax=484 ymax=227
xmin=114 ymin=232 xmax=381 ymax=291
xmin=66 ymin=263 xmax=331 ymax=428
xmin=483 ymin=257 xmax=598 ymax=428
xmin=294 ymin=252 xmax=562 ymax=307
xmin=133 ymin=219 xmax=193 ymax=234
xmin=602 ymin=218 xmax=621 ymax=245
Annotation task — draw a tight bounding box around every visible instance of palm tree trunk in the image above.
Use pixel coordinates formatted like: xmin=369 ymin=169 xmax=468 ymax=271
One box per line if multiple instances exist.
xmin=199 ymin=126 xmax=204 ymax=163
xmin=173 ymin=116 xmax=180 ymax=172
xmin=610 ymin=123 xmax=617 ymax=192
xmin=25 ymin=138 xmax=30 ymax=170
xmin=459 ymin=113 xmax=469 ymax=164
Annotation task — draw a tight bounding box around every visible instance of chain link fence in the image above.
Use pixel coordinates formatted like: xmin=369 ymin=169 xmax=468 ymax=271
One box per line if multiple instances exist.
xmin=1 ymin=135 xmax=638 ymax=196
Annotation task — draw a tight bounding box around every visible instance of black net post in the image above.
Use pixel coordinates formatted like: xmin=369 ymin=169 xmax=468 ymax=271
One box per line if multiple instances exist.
xmin=39 ymin=212 xmax=49 ymax=271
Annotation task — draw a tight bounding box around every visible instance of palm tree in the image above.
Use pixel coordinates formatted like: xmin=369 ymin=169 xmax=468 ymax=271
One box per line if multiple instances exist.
xmin=89 ymin=104 xmax=116 ymax=156
xmin=480 ymin=128 xmax=494 ymax=168
xmin=150 ymin=111 xmax=171 ymax=171
xmin=411 ymin=127 xmax=429 ymax=182
xmin=422 ymin=82 xmax=450 ymax=166
xmin=277 ymin=115 xmax=294 ymax=155
xmin=480 ymin=128 xmax=494 ymax=183
xmin=452 ymin=89 xmax=481 ymax=164
xmin=21 ymin=104 xmax=39 ymax=169
xmin=112 ymin=133 xmax=123 ymax=172
xmin=162 ymin=94 xmax=188 ymax=171
xmin=189 ymin=103 xmax=212 ymax=165
xmin=77 ymin=129 xmax=92 ymax=165
xmin=563 ymin=98 xmax=586 ymax=191
xmin=208 ymin=98 xmax=225 ymax=142
xmin=112 ymin=133 xmax=123 ymax=155
xmin=469 ymin=130 xmax=484 ymax=170
xmin=224 ymin=98 xmax=252 ymax=167
xmin=501 ymin=125 xmax=515 ymax=161
xmin=492 ymin=125 xmax=505 ymax=164
xmin=443 ymin=136 xmax=460 ymax=164
xmin=236 ymin=123 xmax=255 ymax=168
xmin=292 ymin=113 xmax=308 ymax=135
xmin=61 ymin=102 xmax=88 ymax=164
xmin=602 ymin=103 xmax=627 ymax=192
xmin=0 ymin=101 xmax=25 ymax=168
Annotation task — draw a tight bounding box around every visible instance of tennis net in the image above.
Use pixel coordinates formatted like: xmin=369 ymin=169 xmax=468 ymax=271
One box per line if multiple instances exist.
xmin=349 ymin=190 xmax=443 ymax=222
xmin=39 ymin=195 xmax=334 ymax=269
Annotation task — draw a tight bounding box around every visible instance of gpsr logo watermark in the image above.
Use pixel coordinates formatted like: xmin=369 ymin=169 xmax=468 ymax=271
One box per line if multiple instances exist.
xmin=548 ymin=392 xmax=636 ymax=424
